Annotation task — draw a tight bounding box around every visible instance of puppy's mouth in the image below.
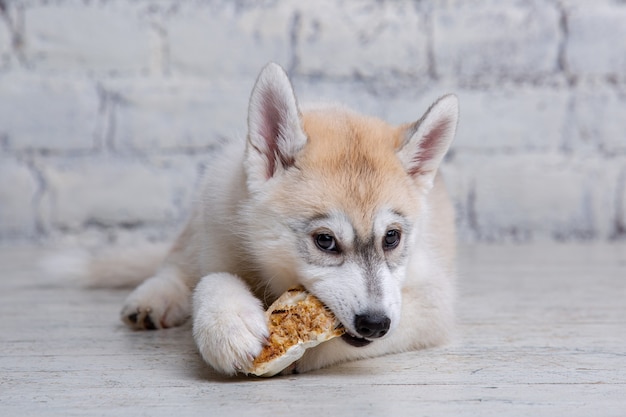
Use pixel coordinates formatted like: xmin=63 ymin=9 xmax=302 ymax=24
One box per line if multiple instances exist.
xmin=309 ymin=292 xmax=372 ymax=348
xmin=333 ymin=322 xmax=371 ymax=347
xmin=339 ymin=327 xmax=372 ymax=347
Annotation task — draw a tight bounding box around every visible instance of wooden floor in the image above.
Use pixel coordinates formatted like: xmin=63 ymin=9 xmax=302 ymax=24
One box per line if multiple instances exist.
xmin=1 ymin=244 xmax=625 ymax=416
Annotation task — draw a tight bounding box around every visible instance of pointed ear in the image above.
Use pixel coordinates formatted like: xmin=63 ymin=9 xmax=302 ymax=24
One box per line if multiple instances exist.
xmin=246 ymin=63 xmax=306 ymax=187
xmin=397 ymin=94 xmax=459 ymax=189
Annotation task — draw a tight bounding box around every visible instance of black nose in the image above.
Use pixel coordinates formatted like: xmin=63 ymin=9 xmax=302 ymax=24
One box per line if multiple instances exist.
xmin=354 ymin=313 xmax=391 ymax=339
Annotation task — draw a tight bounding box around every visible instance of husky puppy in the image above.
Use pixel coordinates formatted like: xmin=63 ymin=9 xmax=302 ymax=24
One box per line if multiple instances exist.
xmin=115 ymin=63 xmax=458 ymax=375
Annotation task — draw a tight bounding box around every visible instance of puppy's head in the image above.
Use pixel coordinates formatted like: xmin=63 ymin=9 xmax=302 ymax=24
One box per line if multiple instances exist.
xmin=242 ymin=63 xmax=458 ymax=346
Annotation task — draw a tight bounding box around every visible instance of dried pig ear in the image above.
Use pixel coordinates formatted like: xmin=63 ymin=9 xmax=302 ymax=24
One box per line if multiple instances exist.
xmin=247 ymin=288 xmax=344 ymax=377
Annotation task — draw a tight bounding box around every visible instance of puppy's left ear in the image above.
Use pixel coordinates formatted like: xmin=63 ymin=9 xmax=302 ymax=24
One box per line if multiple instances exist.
xmin=397 ymin=94 xmax=459 ymax=190
xmin=246 ymin=63 xmax=307 ymax=190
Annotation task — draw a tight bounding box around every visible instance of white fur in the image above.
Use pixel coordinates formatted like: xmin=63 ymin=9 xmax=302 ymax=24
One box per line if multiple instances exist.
xmin=41 ymin=243 xmax=168 ymax=288
xmin=120 ymin=264 xmax=191 ymax=329
xmin=73 ymin=63 xmax=458 ymax=377
xmin=192 ymin=273 xmax=268 ymax=374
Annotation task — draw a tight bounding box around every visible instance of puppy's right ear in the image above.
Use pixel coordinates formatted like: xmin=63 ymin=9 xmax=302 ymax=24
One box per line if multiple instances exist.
xmin=246 ymin=63 xmax=307 ymax=190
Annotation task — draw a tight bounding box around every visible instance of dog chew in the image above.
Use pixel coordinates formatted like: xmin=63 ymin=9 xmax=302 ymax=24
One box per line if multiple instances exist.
xmin=247 ymin=288 xmax=344 ymax=377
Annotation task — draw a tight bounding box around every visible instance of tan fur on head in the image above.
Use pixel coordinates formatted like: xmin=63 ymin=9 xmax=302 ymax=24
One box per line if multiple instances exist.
xmin=297 ymin=108 xmax=419 ymax=236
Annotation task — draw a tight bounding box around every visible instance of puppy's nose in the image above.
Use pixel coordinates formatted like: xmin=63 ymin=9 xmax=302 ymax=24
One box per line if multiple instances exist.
xmin=354 ymin=313 xmax=391 ymax=339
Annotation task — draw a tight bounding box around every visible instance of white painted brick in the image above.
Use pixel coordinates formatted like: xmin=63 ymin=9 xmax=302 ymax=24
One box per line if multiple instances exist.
xmin=453 ymin=87 xmax=569 ymax=152
xmin=433 ymin=0 xmax=560 ymax=79
xmin=0 ymin=158 xmax=38 ymax=238
xmin=292 ymin=78 xmax=385 ymax=119
xmin=376 ymin=89 xmax=453 ymax=127
xmin=0 ymin=74 xmax=99 ymax=151
xmin=568 ymin=87 xmax=626 ymax=155
xmin=567 ymin=4 xmax=626 ymax=79
xmin=23 ymin=3 xmax=153 ymax=74
xmin=166 ymin=2 xmax=292 ymax=77
xmin=381 ymin=83 xmax=570 ymax=151
xmin=366 ymin=84 xmax=569 ymax=152
xmin=471 ymin=155 xmax=616 ymax=240
xmin=295 ymin=0 xmax=428 ymax=78
xmin=107 ymin=78 xmax=251 ymax=151
xmin=439 ymin=162 xmax=475 ymax=242
xmin=293 ymin=78 xmax=469 ymax=131
xmin=586 ymin=157 xmax=622 ymax=240
xmin=40 ymin=157 xmax=198 ymax=231
xmin=0 ymin=1 xmax=623 ymax=245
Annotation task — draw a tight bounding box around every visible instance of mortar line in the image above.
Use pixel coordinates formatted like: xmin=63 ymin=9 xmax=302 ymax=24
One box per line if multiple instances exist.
xmin=287 ymin=10 xmax=301 ymax=77
xmin=612 ymin=167 xmax=626 ymax=240
xmin=552 ymin=0 xmax=575 ymax=86
xmin=423 ymin=2 xmax=438 ymax=82
xmin=24 ymin=157 xmax=48 ymax=239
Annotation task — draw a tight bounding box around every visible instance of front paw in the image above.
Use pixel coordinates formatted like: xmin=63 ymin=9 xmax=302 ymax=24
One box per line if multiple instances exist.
xmin=121 ymin=276 xmax=191 ymax=330
xmin=193 ymin=299 xmax=268 ymax=376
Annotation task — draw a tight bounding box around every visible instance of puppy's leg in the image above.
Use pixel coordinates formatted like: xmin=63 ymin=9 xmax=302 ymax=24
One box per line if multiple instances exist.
xmin=192 ymin=273 xmax=269 ymax=376
xmin=120 ymin=265 xmax=192 ymax=330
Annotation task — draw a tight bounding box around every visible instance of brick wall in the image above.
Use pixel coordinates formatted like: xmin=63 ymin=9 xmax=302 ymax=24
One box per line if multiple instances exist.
xmin=1 ymin=0 xmax=625 ymax=245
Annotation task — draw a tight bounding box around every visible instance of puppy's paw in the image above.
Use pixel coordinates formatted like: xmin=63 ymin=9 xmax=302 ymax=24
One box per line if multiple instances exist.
xmin=192 ymin=276 xmax=269 ymax=375
xmin=121 ymin=276 xmax=191 ymax=330
xmin=193 ymin=301 xmax=268 ymax=375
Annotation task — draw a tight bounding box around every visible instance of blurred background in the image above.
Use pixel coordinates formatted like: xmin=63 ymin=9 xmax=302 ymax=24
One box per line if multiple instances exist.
xmin=0 ymin=0 xmax=625 ymax=247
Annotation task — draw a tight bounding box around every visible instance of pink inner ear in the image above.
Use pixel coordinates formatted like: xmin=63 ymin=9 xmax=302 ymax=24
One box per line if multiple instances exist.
xmin=408 ymin=119 xmax=451 ymax=177
xmin=258 ymin=90 xmax=296 ymax=180
xmin=259 ymin=90 xmax=283 ymax=179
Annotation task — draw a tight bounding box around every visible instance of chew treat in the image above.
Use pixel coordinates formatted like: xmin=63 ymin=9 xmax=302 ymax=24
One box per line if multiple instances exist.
xmin=247 ymin=287 xmax=344 ymax=377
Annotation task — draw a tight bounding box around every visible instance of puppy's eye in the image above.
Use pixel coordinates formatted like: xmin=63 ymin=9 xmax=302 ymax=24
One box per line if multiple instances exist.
xmin=383 ymin=230 xmax=401 ymax=250
xmin=315 ymin=233 xmax=339 ymax=253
